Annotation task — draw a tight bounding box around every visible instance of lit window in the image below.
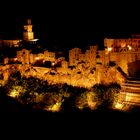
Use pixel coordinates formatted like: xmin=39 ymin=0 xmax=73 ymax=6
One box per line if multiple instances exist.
xmin=127 ymin=45 xmax=132 ymax=50
xmin=35 ymin=57 xmax=39 ymax=60
xmin=108 ymin=47 xmax=112 ymax=52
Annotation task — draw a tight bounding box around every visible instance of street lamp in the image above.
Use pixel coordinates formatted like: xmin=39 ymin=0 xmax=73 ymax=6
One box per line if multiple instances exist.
xmin=108 ymin=47 xmax=112 ymax=52
xmin=107 ymin=47 xmax=112 ymax=63
xmin=127 ymin=45 xmax=132 ymax=50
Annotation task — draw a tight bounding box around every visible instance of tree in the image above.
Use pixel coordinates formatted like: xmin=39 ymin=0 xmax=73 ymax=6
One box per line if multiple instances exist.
xmin=92 ymin=84 xmax=107 ymax=101
xmin=93 ymin=83 xmax=121 ymax=110
xmin=106 ymin=83 xmax=121 ymax=108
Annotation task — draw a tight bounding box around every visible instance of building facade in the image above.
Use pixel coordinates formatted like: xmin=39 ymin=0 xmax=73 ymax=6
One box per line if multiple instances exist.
xmin=1 ymin=20 xmax=140 ymax=88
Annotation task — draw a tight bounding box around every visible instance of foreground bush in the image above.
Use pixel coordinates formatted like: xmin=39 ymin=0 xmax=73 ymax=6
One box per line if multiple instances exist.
xmin=2 ymin=71 xmax=125 ymax=112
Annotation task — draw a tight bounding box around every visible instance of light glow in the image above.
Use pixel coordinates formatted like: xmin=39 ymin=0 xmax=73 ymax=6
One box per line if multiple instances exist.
xmin=127 ymin=45 xmax=132 ymax=50
xmin=30 ymin=39 xmax=39 ymax=41
xmin=14 ymin=58 xmax=18 ymax=61
xmin=48 ymin=102 xmax=62 ymax=112
xmin=9 ymin=86 xmax=23 ymax=98
xmin=52 ymin=62 xmax=55 ymax=66
xmin=35 ymin=57 xmax=40 ymax=60
xmin=114 ymin=102 xmax=123 ymax=110
xmin=108 ymin=47 xmax=112 ymax=52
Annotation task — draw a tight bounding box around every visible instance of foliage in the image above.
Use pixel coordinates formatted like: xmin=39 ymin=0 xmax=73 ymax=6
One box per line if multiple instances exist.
xmin=3 ymin=70 xmax=123 ymax=112
xmin=75 ymin=92 xmax=88 ymax=110
xmin=92 ymin=84 xmax=107 ymax=101
xmin=107 ymin=83 xmax=121 ymax=101
xmin=91 ymin=83 xmax=121 ymax=110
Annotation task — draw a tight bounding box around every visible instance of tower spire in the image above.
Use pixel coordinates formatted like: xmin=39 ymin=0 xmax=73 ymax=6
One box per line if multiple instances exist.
xmin=23 ymin=19 xmax=34 ymax=41
xmin=27 ymin=19 xmax=31 ymax=25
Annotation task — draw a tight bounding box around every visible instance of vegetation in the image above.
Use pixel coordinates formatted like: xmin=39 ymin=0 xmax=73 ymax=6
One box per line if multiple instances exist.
xmin=0 ymin=70 xmax=137 ymax=113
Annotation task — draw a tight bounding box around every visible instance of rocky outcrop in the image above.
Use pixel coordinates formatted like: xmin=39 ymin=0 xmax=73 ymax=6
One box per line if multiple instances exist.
xmin=0 ymin=64 xmax=126 ymax=88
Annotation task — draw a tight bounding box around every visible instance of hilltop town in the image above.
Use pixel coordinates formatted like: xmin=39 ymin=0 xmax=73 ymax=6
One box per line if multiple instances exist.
xmin=0 ymin=19 xmax=140 ymax=88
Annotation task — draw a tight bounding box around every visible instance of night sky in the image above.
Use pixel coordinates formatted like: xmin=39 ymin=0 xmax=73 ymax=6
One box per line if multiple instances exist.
xmin=0 ymin=1 xmax=140 ymax=50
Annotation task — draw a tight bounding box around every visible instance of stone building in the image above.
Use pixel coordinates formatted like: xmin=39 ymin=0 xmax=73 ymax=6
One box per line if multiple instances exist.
xmin=23 ymin=19 xmax=34 ymax=41
xmin=2 ymin=19 xmax=55 ymax=66
xmin=69 ymin=48 xmax=81 ymax=66
xmin=0 ymin=19 xmax=38 ymax=48
xmin=104 ymin=36 xmax=140 ymax=75
xmin=1 ymin=19 xmax=140 ymax=88
xmin=69 ymin=46 xmax=97 ymax=68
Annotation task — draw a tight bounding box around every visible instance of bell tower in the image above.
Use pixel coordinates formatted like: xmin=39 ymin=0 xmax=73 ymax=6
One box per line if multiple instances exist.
xmin=23 ymin=19 xmax=34 ymax=41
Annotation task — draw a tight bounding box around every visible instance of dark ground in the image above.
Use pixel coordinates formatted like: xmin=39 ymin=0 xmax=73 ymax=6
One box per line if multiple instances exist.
xmin=0 ymin=93 xmax=140 ymax=121
xmin=0 ymin=94 xmax=139 ymax=139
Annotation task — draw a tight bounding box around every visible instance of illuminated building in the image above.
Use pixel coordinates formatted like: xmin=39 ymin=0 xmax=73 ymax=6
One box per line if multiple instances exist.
xmin=0 ymin=19 xmax=140 ymax=91
xmin=23 ymin=19 xmax=34 ymax=41
xmin=104 ymin=36 xmax=140 ymax=74
xmin=0 ymin=19 xmax=38 ymax=48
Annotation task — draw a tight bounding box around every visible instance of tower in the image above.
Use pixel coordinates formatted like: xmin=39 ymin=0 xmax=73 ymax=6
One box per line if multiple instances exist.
xmin=23 ymin=19 xmax=34 ymax=41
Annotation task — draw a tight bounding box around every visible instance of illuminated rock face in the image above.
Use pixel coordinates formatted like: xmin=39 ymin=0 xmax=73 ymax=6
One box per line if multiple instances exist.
xmin=1 ymin=19 xmax=140 ymax=88
xmin=0 ymin=63 xmax=125 ymax=88
xmin=2 ymin=39 xmax=139 ymax=88
xmin=0 ymin=39 xmax=131 ymax=88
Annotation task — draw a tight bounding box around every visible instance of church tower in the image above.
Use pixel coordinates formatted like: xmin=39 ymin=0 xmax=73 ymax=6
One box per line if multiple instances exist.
xmin=23 ymin=19 xmax=34 ymax=41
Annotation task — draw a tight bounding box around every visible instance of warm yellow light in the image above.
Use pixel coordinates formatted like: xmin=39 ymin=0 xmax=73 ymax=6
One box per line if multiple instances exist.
xmin=52 ymin=62 xmax=55 ymax=66
xmin=9 ymin=86 xmax=24 ymax=98
xmin=127 ymin=45 xmax=132 ymax=50
xmin=9 ymin=90 xmax=18 ymax=98
xmin=35 ymin=57 xmax=39 ymax=60
xmin=14 ymin=58 xmax=18 ymax=61
xmin=121 ymin=44 xmax=126 ymax=48
xmin=49 ymin=102 xmax=62 ymax=112
xmin=114 ymin=102 xmax=123 ymax=110
xmin=108 ymin=47 xmax=112 ymax=52
xmin=30 ymin=39 xmax=39 ymax=41
xmin=87 ymin=93 xmax=97 ymax=110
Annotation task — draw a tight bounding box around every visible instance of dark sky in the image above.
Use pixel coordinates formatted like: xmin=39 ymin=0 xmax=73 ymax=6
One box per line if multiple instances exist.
xmin=0 ymin=1 xmax=140 ymax=49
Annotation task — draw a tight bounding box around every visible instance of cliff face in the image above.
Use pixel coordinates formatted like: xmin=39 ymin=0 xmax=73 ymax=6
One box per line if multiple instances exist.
xmin=99 ymin=67 xmax=126 ymax=85
xmin=0 ymin=64 xmax=126 ymax=88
